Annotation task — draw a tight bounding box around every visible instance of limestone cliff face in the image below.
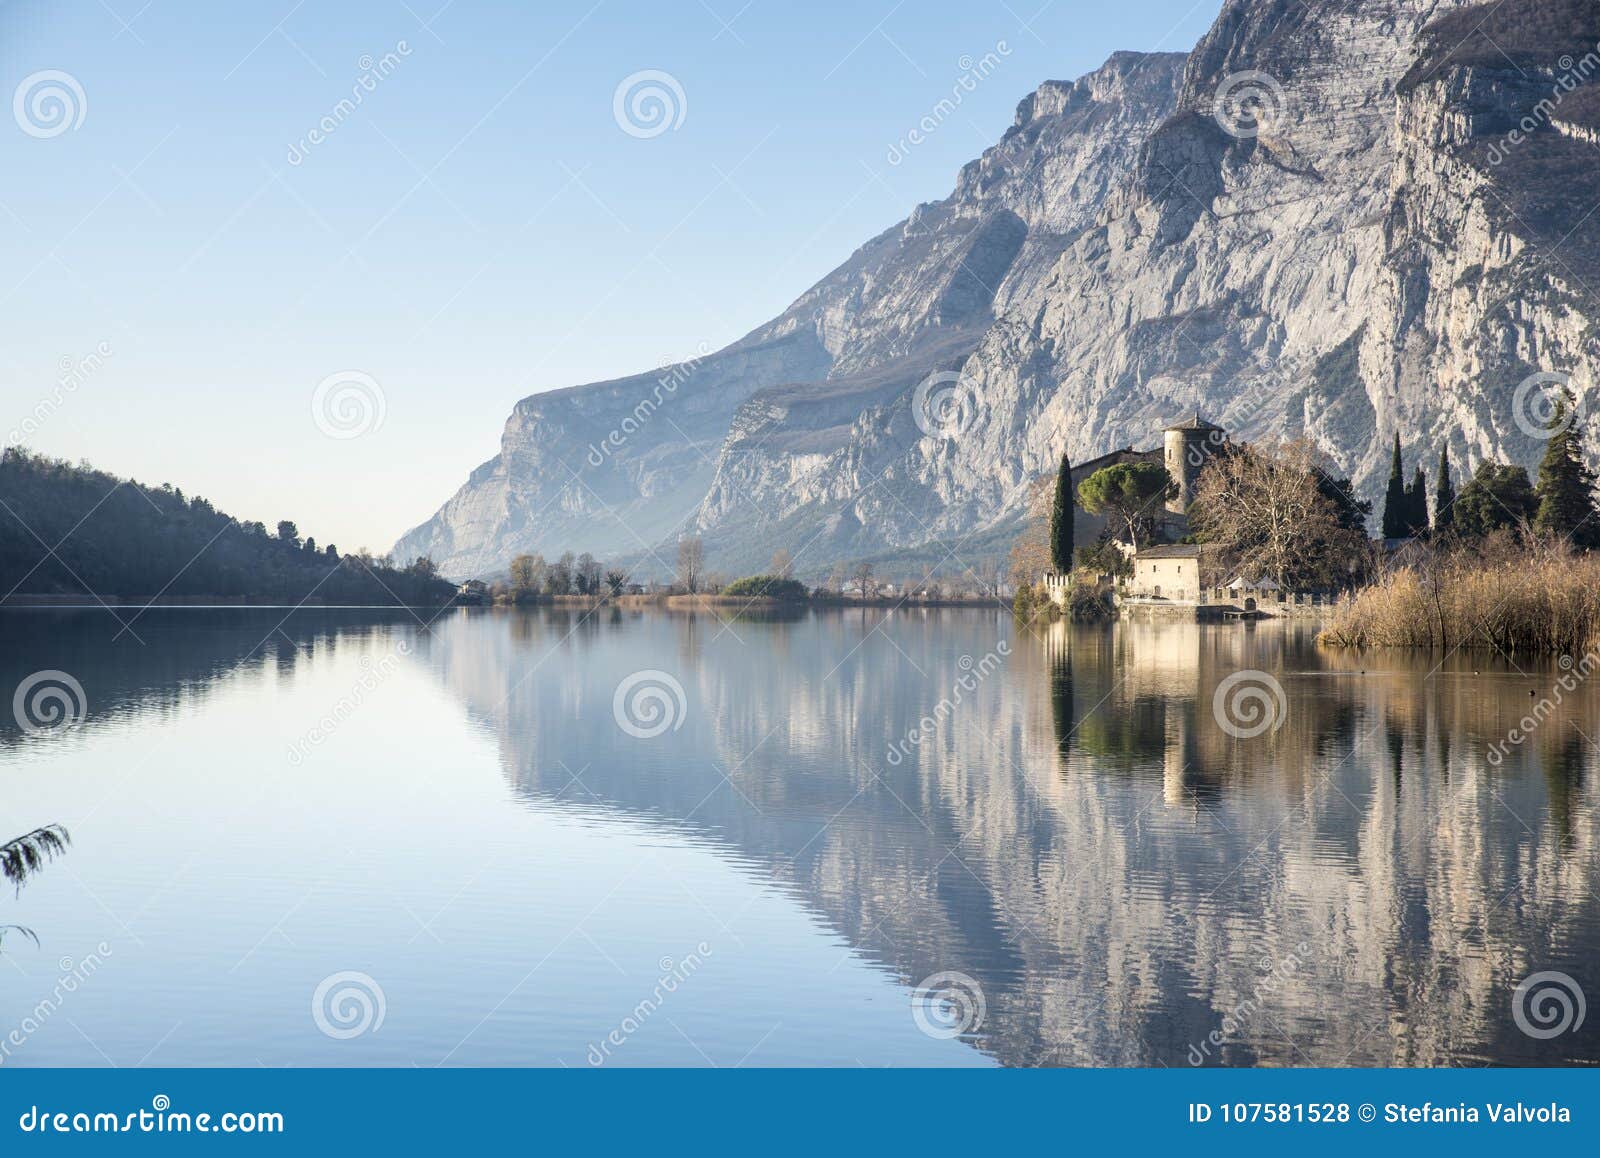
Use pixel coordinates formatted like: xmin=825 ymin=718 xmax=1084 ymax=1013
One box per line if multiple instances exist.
xmin=398 ymin=0 xmax=1600 ymax=580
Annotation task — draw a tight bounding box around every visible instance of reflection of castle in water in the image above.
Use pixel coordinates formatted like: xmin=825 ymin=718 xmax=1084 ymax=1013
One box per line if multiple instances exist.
xmin=429 ymin=609 xmax=1600 ymax=1067
xmin=7 ymin=607 xmax=1593 ymax=1065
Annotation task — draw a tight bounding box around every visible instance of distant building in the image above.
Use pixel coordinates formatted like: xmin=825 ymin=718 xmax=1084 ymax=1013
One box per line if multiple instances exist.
xmin=456 ymin=579 xmax=489 ymax=604
xmin=1130 ymin=544 xmax=1201 ymax=602
xmin=1064 ymin=413 xmax=1228 ymax=549
xmin=1162 ymin=413 xmax=1226 ymax=514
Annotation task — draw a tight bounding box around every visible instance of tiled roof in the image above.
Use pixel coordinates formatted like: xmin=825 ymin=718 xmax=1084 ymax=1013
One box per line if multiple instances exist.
xmin=1136 ymin=544 xmax=1200 ymax=559
xmin=1165 ymin=412 xmax=1222 ymax=432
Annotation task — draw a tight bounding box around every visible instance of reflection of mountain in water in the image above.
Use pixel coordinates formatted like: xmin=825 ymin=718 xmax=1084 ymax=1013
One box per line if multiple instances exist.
xmin=427 ymin=609 xmax=1600 ymax=1067
xmin=6 ymin=608 xmax=1594 ymax=1066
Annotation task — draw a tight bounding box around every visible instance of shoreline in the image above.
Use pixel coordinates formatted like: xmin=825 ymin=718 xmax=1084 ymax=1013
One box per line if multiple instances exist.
xmin=501 ymin=593 xmax=1010 ymax=610
xmin=0 ymin=592 xmax=1010 ymax=611
xmin=0 ymin=594 xmax=459 ymax=608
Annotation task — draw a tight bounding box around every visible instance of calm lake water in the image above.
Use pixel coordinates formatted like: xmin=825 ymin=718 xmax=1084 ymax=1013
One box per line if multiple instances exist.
xmin=1 ymin=606 xmax=1597 ymax=1067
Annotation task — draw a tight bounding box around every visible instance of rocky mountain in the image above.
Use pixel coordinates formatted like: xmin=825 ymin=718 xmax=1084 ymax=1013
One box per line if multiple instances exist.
xmin=397 ymin=0 xmax=1600 ymax=581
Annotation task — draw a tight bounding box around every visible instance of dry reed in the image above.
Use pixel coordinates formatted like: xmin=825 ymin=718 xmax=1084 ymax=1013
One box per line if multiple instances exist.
xmin=1319 ymin=547 xmax=1600 ymax=656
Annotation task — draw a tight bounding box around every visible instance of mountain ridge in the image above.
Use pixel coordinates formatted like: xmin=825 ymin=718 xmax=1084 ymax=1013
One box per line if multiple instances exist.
xmin=399 ymin=0 xmax=1600 ymax=581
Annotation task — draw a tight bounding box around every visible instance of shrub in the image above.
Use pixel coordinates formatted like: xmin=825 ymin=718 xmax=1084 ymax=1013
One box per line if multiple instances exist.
xmin=1068 ymin=576 xmax=1114 ymax=622
xmin=723 ymin=575 xmax=809 ymax=600
xmin=1076 ymin=537 xmax=1131 ymax=578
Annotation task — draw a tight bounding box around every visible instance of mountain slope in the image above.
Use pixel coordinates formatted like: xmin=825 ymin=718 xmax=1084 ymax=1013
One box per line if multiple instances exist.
xmin=401 ymin=0 xmax=1600 ymax=581
xmin=0 ymin=449 xmax=455 ymax=604
xmin=395 ymin=50 xmax=1189 ymax=578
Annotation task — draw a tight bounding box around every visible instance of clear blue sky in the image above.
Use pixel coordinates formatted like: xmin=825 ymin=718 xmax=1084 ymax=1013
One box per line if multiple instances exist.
xmin=0 ymin=0 xmax=1220 ymax=554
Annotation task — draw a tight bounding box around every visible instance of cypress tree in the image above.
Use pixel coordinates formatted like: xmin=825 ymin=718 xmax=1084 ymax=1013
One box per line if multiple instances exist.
xmin=1408 ymin=463 xmax=1429 ymax=536
xmin=1533 ymin=393 xmax=1599 ymax=547
xmin=1049 ymin=452 xmax=1074 ymax=574
xmin=1434 ymin=445 xmax=1456 ymax=536
xmin=1382 ymin=433 xmax=1408 ymax=539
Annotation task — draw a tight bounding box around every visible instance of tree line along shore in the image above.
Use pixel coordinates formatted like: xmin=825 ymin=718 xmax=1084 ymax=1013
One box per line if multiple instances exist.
xmin=480 ymin=539 xmax=1007 ymax=606
xmin=0 ymin=449 xmax=456 ymax=606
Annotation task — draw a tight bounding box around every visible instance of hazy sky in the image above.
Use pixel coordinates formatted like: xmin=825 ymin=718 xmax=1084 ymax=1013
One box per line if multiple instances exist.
xmin=1 ymin=0 xmax=1220 ymax=554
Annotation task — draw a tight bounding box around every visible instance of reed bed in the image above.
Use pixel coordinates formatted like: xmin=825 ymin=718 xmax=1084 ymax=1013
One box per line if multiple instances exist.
xmin=1319 ymin=549 xmax=1600 ymax=656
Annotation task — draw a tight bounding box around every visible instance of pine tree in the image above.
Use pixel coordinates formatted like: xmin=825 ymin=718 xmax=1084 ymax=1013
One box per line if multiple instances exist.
xmin=1048 ymin=452 xmax=1073 ymax=574
xmin=1533 ymin=393 xmax=1599 ymax=547
xmin=1434 ymin=445 xmax=1456 ymax=536
xmin=1408 ymin=463 xmax=1429 ymax=536
xmin=1382 ymin=433 xmax=1408 ymax=539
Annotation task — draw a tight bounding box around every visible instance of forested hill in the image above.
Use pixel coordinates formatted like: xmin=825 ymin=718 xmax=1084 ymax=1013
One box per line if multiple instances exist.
xmin=0 ymin=449 xmax=454 ymax=604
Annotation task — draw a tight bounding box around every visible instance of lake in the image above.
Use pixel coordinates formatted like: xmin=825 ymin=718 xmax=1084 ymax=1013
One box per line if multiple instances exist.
xmin=1 ymin=605 xmax=1596 ymax=1067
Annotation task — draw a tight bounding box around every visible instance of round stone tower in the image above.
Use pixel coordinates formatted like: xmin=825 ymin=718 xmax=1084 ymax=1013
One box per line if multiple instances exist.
xmin=1163 ymin=413 xmax=1224 ymax=513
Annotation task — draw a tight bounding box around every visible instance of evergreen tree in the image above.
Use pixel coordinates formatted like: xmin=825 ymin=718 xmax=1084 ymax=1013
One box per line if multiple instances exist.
xmin=1454 ymin=461 xmax=1537 ymax=537
xmin=1048 ymin=452 xmax=1073 ymax=574
xmin=1077 ymin=462 xmax=1171 ymax=552
xmin=1407 ymin=463 xmax=1429 ymax=536
xmin=1382 ymin=433 xmax=1408 ymax=539
xmin=1433 ymin=446 xmax=1456 ymax=536
xmin=1533 ymin=393 xmax=1599 ymax=547
xmin=1317 ymin=473 xmax=1373 ymax=534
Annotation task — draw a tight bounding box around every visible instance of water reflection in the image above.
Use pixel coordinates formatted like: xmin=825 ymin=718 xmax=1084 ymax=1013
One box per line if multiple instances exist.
xmin=0 ymin=607 xmax=425 ymax=744
xmin=2 ymin=606 xmax=1596 ymax=1066
xmin=427 ymin=609 xmax=1600 ymax=1067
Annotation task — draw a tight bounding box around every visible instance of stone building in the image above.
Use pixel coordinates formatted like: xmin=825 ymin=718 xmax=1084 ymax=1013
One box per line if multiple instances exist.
xmin=1063 ymin=414 xmax=1227 ymax=548
xmin=1162 ymin=413 xmax=1226 ymax=514
xmin=1130 ymin=543 xmax=1201 ymax=602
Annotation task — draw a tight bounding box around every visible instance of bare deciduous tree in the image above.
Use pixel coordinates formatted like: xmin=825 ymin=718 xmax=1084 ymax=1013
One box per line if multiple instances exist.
xmin=851 ymin=561 xmax=876 ymax=599
xmin=676 ymin=536 xmax=705 ymax=594
xmin=576 ymin=552 xmax=603 ymax=595
xmin=1189 ymin=439 xmax=1368 ymax=589
xmin=510 ymin=553 xmax=546 ymax=592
